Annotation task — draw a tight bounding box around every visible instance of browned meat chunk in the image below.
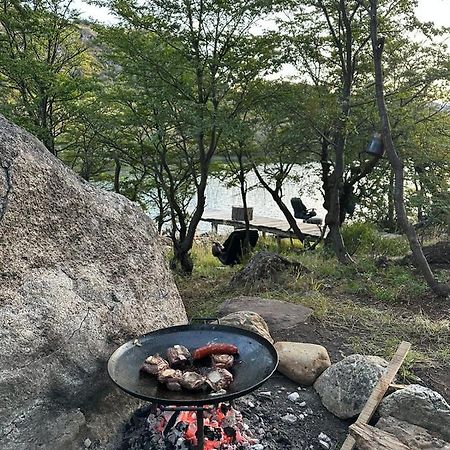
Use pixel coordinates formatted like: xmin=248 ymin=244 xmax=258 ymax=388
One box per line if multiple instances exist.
xmin=157 ymin=368 xmax=183 ymax=391
xmin=157 ymin=368 xmax=183 ymax=383
xmin=206 ymin=368 xmax=233 ymax=391
xmin=180 ymin=371 xmax=207 ymax=391
xmin=141 ymin=354 xmax=169 ymax=375
xmin=166 ymin=345 xmax=191 ymax=369
xmin=211 ymin=354 xmax=234 ymax=369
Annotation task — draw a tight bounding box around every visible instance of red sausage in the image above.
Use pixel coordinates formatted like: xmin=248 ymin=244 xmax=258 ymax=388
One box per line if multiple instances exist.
xmin=193 ymin=343 xmax=238 ymax=360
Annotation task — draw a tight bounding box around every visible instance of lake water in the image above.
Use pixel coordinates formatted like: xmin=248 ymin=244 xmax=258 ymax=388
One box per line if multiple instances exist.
xmin=192 ymin=164 xmax=326 ymax=234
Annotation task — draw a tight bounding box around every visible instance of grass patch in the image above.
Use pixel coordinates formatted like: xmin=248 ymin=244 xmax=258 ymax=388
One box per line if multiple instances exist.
xmin=176 ymin=235 xmax=450 ymax=376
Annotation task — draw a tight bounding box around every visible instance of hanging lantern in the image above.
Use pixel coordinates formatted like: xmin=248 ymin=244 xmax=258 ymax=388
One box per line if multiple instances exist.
xmin=366 ymin=132 xmax=385 ymax=157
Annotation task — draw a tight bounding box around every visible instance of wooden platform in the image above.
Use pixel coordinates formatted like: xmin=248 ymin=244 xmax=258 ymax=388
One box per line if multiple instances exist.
xmin=201 ymin=209 xmax=326 ymax=240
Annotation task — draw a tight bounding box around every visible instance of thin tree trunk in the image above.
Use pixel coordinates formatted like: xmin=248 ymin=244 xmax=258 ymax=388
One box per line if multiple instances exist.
xmin=238 ymin=155 xmax=250 ymax=250
xmin=114 ymin=155 xmax=121 ymax=194
xmin=369 ymin=0 xmax=449 ymax=297
xmin=387 ymin=168 xmax=395 ymax=231
xmin=253 ymin=166 xmax=306 ymax=242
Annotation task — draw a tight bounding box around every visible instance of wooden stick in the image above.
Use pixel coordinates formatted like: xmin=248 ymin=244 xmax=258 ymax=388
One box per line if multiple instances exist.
xmin=340 ymin=341 xmax=411 ymax=450
xmin=348 ymin=423 xmax=410 ymax=450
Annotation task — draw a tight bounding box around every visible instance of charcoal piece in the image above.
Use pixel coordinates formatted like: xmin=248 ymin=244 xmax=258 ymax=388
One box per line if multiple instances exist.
xmin=211 ymin=353 xmax=234 ymax=369
xmin=166 ymin=345 xmax=191 ymax=369
xmin=141 ymin=355 xmax=169 ymax=375
xmin=206 ymin=368 xmax=233 ymax=391
xmin=180 ymin=371 xmax=207 ymax=391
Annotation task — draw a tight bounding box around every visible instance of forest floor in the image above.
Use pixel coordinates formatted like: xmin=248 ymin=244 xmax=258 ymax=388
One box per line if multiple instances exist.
xmin=175 ymin=232 xmax=450 ymax=402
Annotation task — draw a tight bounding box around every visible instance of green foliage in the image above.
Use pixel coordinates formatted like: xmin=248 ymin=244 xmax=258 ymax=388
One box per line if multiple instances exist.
xmin=0 ymin=0 xmax=95 ymax=154
xmin=341 ymin=222 xmax=409 ymax=257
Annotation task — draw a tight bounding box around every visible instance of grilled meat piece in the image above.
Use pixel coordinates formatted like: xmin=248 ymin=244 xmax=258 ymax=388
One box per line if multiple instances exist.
xmin=166 ymin=345 xmax=191 ymax=369
xmin=141 ymin=354 xmax=169 ymax=375
xmin=180 ymin=371 xmax=207 ymax=391
xmin=211 ymin=354 xmax=234 ymax=369
xmin=206 ymin=368 xmax=233 ymax=391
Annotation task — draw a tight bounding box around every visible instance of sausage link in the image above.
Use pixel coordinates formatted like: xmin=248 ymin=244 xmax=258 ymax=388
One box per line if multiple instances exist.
xmin=192 ymin=343 xmax=238 ymax=360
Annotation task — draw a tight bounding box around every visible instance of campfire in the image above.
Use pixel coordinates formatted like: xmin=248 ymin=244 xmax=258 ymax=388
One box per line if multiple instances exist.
xmin=145 ymin=403 xmax=258 ymax=449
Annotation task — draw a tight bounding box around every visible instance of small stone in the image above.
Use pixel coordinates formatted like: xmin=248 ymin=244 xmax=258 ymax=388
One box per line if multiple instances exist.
xmin=319 ymin=440 xmax=330 ymax=449
xmin=84 ymin=438 xmax=92 ymax=448
xmin=281 ymin=413 xmax=297 ymax=424
xmin=259 ymin=391 xmax=272 ymax=396
xmin=318 ymin=432 xmax=331 ymax=443
xmin=299 ymin=414 xmax=305 ymax=420
xmin=251 ymin=445 xmax=264 ymax=450
xmin=288 ymin=392 xmax=300 ymax=402
xmin=287 ymin=407 xmax=294 ymax=413
xmin=298 ymin=401 xmax=306 ymax=407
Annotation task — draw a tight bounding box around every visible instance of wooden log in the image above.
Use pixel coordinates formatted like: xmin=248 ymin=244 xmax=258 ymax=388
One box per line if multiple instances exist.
xmin=340 ymin=341 xmax=411 ymax=450
xmin=348 ymin=423 xmax=410 ymax=450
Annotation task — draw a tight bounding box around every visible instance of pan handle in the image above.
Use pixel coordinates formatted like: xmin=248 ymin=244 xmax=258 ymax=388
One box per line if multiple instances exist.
xmin=190 ymin=317 xmax=219 ymax=324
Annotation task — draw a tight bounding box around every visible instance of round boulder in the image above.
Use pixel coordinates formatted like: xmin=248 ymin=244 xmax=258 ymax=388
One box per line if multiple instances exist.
xmin=275 ymin=342 xmax=331 ymax=385
xmin=314 ymin=354 xmax=388 ymax=419
xmin=378 ymin=384 xmax=450 ymax=441
xmin=219 ymin=310 xmax=274 ymax=343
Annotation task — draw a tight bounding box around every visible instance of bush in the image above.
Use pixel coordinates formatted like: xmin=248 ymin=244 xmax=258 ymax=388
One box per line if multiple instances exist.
xmin=342 ymin=221 xmax=409 ymax=257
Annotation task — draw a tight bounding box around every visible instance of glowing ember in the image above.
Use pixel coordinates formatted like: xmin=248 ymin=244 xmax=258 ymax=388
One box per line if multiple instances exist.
xmin=148 ymin=403 xmax=258 ymax=449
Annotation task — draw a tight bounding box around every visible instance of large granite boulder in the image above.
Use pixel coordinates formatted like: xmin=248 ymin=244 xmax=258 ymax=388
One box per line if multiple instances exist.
xmin=0 ymin=115 xmax=187 ymax=449
xmin=378 ymin=385 xmax=450 ymax=441
xmin=314 ymin=354 xmax=388 ymax=419
xmin=275 ymin=342 xmax=331 ymax=386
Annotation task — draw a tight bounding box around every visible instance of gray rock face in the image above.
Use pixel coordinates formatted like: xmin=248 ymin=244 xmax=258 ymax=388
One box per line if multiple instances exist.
xmin=275 ymin=342 xmax=331 ymax=386
xmin=376 ymin=416 xmax=450 ymax=449
xmin=378 ymin=385 xmax=450 ymax=441
xmin=314 ymin=354 xmax=388 ymax=419
xmin=219 ymin=310 xmax=274 ymax=343
xmin=0 ymin=115 xmax=187 ymax=449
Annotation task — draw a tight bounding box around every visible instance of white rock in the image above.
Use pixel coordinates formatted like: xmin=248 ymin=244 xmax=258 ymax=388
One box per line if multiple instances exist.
xmin=251 ymin=445 xmax=264 ymax=450
xmin=299 ymin=401 xmax=306 ymax=407
xmin=319 ymin=440 xmax=330 ymax=449
xmin=84 ymin=438 xmax=92 ymax=448
xmin=288 ymin=392 xmax=300 ymax=402
xmin=281 ymin=413 xmax=297 ymax=424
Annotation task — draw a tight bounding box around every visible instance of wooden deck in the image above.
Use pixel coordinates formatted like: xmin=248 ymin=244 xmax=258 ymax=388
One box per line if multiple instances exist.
xmin=201 ymin=209 xmax=326 ymax=240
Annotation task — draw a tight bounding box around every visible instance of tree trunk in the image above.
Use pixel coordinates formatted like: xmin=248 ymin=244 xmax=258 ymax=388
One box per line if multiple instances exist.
xmin=253 ymin=166 xmax=305 ymax=242
xmin=369 ymin=0 xmax=449 ymax=297
xmin=238 ymin=155 xmax=251 ymax=250
xmin=114 ymin=155 xmax=121 ymax=194
xmin=386 ymin=168 xmax=396 ymax=231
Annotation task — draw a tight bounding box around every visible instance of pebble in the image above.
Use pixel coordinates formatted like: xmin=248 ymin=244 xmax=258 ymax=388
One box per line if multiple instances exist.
xmin=298 ymin=401 xmax=306 ymax=407
xmin=251 ymin=445 xmax=264 ymax=450
xmin=259 ymin=391 xmax=272 ymax=396
xmin=281 ymin=413 xmax=297 ymax=424
xmin=286 ymin=407 xmax=294 ymax=413
xmin=299 ymin=414 xmax=305 ymax=420
xmin=84 ymin=438 xmax=92 ymax=448
xmin=287 ymin=392 xmax=300 ymax=402
xmin=318 ymin=432 xmax=332 ymax=449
